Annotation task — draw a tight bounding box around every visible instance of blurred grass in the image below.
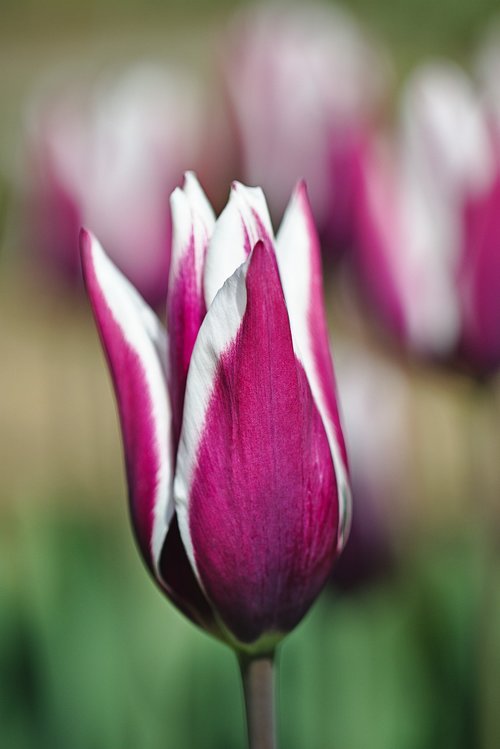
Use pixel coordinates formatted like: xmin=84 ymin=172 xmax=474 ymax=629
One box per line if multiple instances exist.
xmin=0 ymin=504 xmax=494 ymax=749
xmin=1 ymin=0 xmax=498 ymax=62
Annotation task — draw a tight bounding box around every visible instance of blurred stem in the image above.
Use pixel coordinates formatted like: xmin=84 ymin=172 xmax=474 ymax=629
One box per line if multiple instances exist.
xmin=471 ymin=379 xmax=500 ymax=749
xmin=239 ymin=651 xmax=277 ymax=749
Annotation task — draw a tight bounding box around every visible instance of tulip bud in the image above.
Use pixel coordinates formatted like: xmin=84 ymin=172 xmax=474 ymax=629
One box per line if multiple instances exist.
xmin=81 ymin=175 xmax=351 ymax=652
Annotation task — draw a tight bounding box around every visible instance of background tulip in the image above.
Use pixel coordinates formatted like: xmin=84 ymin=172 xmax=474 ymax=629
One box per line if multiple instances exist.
xmin=332 ymin=344 xmax=413 ymax=590
xmin=354 ymin=61 xmax=500 ymax=376
xmin=223 ymin=2 xmax=391 ymax=254
xmin=81 ymin=175 xmax=350 ymax=746
xmin=24 ymin=64 xmax=215 ymax=307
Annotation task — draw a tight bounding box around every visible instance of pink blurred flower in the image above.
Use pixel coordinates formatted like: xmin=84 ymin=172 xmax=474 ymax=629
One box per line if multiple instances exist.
xmin=223 ymin=2 xmax=391 ymax=253
xmin=332 ymin=344 xmax=412 ymax=589
xmin=25 ymin=64 xmax=218 ymax=307
xmin=81 ymin=174 xmax=351 ymax=651
xmin=354 ymin=62 xmax=500 ymax=375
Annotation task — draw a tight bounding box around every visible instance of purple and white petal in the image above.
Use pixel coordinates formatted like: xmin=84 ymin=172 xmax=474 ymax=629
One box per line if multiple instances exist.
xmin=396 ymin=63 xmax=492 ymax=357
xmin=460 ymin=175 xmax=500 ymax=374
xmin=167 ymin=173 xmax=215 ymax=444
xmin=80 ymin=230 xmax=173 ymax=577
xmin=401 ymin=62 xmax=494 ymax=204
xmin=203 ymin=181 xmax=274 ymax=308
xmin=175 ymin=253 xmax=248 ymax=573
xmin=175 ymin=241 xmax=338 ymax=646
xmin=276 ymin=182 xmax=351 ymax=550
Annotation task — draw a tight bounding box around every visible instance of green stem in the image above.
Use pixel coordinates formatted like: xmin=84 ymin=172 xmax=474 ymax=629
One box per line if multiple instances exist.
xmin=239 ymin=652 xmax=278 ymax=749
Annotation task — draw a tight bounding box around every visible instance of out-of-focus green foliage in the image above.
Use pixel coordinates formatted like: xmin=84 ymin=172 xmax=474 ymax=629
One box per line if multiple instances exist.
xmin=0 ymin=507 xmax=494 ymax=749
xmin=1 ymin=0 xmax=499 ymax=64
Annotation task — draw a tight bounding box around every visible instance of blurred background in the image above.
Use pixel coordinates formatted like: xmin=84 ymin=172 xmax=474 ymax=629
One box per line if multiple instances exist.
xmin=2 ymin=0 xmax=500 ymax=747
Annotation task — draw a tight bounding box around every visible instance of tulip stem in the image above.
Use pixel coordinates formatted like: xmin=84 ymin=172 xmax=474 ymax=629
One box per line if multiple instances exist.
xmin=239 ymin=652 xmax=277 ymax=749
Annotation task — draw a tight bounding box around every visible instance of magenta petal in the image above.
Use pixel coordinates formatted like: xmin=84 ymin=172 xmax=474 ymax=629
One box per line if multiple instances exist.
xmin=353 ymin=144 xmax=408 ymax=340
xmin=80 ymin=230 xmax=173 ymax=575
xmin=460 ymin=176 xmax=500 ymax=374
xmin=159 ymin=516 xmax=221 ymax=632
xmin=167 ymin=175 xmax=214 ymax=446
xmin=276 ymin=182 xmax=351 ymax=549
xmin=187 ymin=241 xmax=338 ymax=645
xmin=287 ymin=183 xmax=349 ymax=469
xmin=81 ymin=229 xmax=218 ymax=631
xmin=167 ymin=243 xmax=206 ymax=445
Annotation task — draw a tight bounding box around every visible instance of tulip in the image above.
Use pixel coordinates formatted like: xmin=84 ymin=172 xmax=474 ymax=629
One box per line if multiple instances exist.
xmin=464 ymin=37 xmax=500 ymax=375
xmin=81 ymin=174 xmax=350 ymax=747
xmin=25 ymin=63 xmax=216 ymax=308
xmin=354 ymin=62 xmax=500 ymax=376
xmin=223 ymin=2 xmax=391 ymax=255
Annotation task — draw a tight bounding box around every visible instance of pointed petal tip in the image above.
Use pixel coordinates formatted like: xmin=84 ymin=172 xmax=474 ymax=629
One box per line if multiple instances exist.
xmin=169 ymin=185 xmax=185 ymax=210
xmin=79 ymin=227 xmax=92 ymax=257
xmin=229 ymin=180 xmax=247 ymax=202
xmin=179 ymin=171 xmax=216 ymax=226
xmin=176 ymin=171 xmax=208 ymax=207
xmin=230 ymin=180 xmax=265 ymax=202
xmin=183 ymin=170 xmax=200 ymax=194
xmin=293 ymin=178 xmax=312 ymax=211
xmin=79 ymin=228 xmax=104 ymax=289
xmin=183 ymin=169 xmax=198 ymax=185
xmin=280 ymin=180 xmax=317 ymax=243
xmin=248 ymin=237 xmax=281 ymax=287
xmin=79 ymin=228 xmax=110 ymax=275
xmin=250 ymin=236 xmax=269 ymax=259
xmin=231 ymin=179 xmax=261 ymax=195
xmin=295 ymin=177 xmax=308 ymax=195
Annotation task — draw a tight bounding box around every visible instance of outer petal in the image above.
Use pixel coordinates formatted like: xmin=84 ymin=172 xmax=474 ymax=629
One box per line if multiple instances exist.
xmin=276 ymin=183 xmax=351 ymax=550
xmin=354 ymin=135 xmax=461 ymax=358
xmin=460 ymin=175 xmax=500 ymax=374
xmin=395 ymin=63 xmax=492 ymax=357
xmin=80 ymin=229 xmax=172 ymax=575
xmin=203 ymin=181 xmax=273 ymax=308
xmin=167 ymin=173 xmax=215 ymax=445
xmin=175 ymin=241 xmax=338 ymax=647
xmin=81 ymin=230 xmax=217 ymax=631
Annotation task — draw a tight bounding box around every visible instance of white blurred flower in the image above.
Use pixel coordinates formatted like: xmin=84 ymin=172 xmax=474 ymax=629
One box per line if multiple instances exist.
xmin=25 ymin=63 xmax=211 ymax=306
xmin=224 ymin=2 xmax=391 ymax=249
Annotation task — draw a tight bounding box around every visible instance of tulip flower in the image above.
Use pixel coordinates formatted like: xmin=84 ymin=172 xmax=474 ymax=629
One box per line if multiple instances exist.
xmin=25 ymin=63 xmax=218 ymax=308
xmin=223 ymin=2 xmax=391 ymax=255
xmin=81 ymin=174 xmax=350 ymax=747
xmin=354 ymin=62 xmax=500 ymax=376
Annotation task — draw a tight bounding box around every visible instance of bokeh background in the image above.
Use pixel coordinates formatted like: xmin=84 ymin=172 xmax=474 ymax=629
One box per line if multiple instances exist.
xmin=2 ymin=1 xmax=500 ymax=748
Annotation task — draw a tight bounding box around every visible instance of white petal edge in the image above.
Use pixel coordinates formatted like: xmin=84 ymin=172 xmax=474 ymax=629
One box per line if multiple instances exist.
xmin=174 ymin=257 xmax=249 ymax=580
xmin=83 ymin=231 xmax=174 ymax=575
xmin=169 ymin=172 xmax=216 ymax=287
xmin=276 ymin=185 xmax=352 ymax=551
xmin=203 ymin=181 xmax=274 ymax=308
